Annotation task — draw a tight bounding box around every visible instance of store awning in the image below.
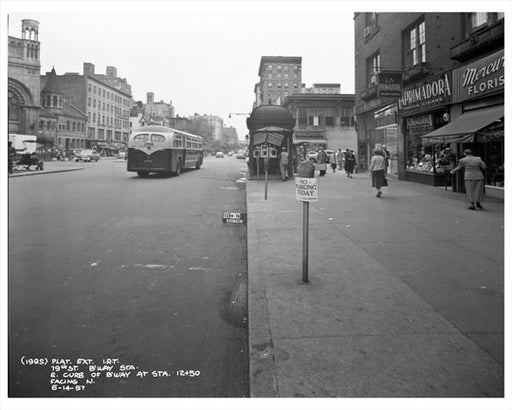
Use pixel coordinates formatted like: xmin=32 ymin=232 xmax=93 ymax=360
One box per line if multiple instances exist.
xmin=293 ymin=138 xmax=328 ymax=145
xmin=421 ymin=104 xmax=503 ymax=144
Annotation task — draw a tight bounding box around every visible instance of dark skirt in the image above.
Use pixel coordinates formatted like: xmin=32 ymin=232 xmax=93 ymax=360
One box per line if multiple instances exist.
xmin=344 ymin=159 xmax=355 ymax=173
xmin=372 ymin=170 xmax=388 ymax=189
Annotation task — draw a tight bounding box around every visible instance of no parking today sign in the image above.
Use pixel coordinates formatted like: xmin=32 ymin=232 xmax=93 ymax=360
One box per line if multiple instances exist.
xmin=295 ymin=178 xmax=318 ymax=202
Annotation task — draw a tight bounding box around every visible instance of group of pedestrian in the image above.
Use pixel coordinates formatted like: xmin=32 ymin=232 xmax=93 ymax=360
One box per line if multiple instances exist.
xmin=281 ymin=143 xmax=487 ymax=211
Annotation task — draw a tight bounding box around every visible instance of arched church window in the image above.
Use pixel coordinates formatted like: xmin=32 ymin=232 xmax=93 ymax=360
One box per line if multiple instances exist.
xmin=8 ymin=91 xmax=21 ymax=121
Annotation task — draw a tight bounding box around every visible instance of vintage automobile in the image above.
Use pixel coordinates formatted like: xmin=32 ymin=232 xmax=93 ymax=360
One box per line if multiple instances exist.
xmin=74 ymin=149 xmax=101 ymax=162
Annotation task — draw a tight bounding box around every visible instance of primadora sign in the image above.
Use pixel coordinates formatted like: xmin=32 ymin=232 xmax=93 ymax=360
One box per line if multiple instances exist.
xmin=453 ymin=50 xmax=504 ymax=102
xmin=398 ymin=72 xmax=452 ymax=114
xmin=295 ymin=178 xmax=318 ymax=202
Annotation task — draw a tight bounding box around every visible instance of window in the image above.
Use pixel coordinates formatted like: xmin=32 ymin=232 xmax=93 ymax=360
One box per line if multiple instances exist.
xmin=88 ymin=98 xmax=91 ymax=107
xmin=134 ymin=133 xmax=149 ymax=143
xmin=298 ymin=116 xmax=307 ymax=126
xmin=406 ymin=20 xmax=426 ymax=68
xmin=325 ymin=117 xmax=334 ymax=126
xmin=67 ymin=121 xmax=70 ymax=130
xmin=365 ymin=12 xmax=378 ymax=28
xmin=151 ymin=134 xmax=165 ymax=143
xmin=309 ymin=116 xmax=319 ymax=126
xmin=470 ymin=12 xmax=488 ymax=30
xmin=366 ymin=52 xmax=380 ymax=87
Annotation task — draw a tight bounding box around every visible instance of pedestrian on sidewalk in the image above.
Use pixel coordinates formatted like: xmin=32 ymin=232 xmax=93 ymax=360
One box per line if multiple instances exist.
xmin=343 ymin=149 xmax=356 ymax=178
xmin=336 ymin=148 xmax=343 ymax=171
xmin=450 ymin=148 xmax=486 ymax=210
xmin=382 ymin=144 xmax=390 ymax=174
xmin=369 ymin=149 xmax=387 ymax=198
xmin=317 ymin=148 xmax=327 ymax=176
xmin=278 ymin=147 xmax=289 ymax=181
xmin=329 ymin=150 xmax=337 ymax=173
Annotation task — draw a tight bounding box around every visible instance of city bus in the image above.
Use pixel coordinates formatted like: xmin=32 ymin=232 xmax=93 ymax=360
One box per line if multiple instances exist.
xmin=127 ymin=125 xmax=203 ymax=177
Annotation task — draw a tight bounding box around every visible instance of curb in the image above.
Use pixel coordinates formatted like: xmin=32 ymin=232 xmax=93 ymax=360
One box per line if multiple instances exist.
xmin=8 ymin=167 xmax=84 ymax=178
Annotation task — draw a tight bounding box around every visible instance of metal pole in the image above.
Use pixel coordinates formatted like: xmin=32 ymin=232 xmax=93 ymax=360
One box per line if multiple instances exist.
xmin=265 ymin=169 xmax=268 ymax=200
xmin=302 ymin=201 xmax=309 ymax=283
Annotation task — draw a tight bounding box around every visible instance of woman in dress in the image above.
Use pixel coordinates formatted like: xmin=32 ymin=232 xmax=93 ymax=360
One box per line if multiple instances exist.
xmin=450 ymin=149 xmax=486 ymax=210
xmin=369 ymin=149 xmax=387 ymax=198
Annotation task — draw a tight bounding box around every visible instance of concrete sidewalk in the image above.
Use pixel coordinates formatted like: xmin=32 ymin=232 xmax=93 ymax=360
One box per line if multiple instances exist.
xmin=8 ymin=156 xmax=121 ymax=178
xmin=247 ymin=170 xmax=504 ymax=398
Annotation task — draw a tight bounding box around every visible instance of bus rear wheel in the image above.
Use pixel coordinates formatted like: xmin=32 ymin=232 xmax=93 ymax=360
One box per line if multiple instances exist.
xmin=137 ymin=171 xmax=149 ymax=177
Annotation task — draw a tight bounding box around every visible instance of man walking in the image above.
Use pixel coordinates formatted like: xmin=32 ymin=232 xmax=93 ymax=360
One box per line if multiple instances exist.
xmin=279 ymin=147 xmax=289 ymax=181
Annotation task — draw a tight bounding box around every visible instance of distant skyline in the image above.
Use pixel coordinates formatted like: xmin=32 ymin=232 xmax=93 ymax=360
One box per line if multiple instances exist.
xmin=5 ymin=1 xmax=509 ymax=140
xmin=5 ymin=2 xmax=359 ymax=139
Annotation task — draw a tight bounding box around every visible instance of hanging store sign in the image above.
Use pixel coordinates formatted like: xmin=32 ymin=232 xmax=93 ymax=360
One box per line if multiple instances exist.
xmin=398 ymin=72 xmax=452 ymax=115
xmin=377 ymin=71 xmax=402 ymax=97
xmin=453 ymin=50 xmax=504 ymax=102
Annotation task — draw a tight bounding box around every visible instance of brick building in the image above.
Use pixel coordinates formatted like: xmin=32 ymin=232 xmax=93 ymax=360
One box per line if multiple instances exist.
xmin=254 ymin=56 xmax=302 ymax=108
xmin=354 ymin=12 xmax=504 ymax=193
xmin=45 ymin=63 xmax=133 ymax=154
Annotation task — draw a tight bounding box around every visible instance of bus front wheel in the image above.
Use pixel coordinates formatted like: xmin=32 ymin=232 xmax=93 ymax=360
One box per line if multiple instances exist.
xmin=137 ymin=171 xmax=149 ymax=177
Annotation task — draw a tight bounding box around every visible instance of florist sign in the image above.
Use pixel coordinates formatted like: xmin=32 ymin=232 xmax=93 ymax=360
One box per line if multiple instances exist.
xmin=453 ymin=50 xmax=504 ymax=102
xmin=398 ymin=72 xmax=452 ymax=114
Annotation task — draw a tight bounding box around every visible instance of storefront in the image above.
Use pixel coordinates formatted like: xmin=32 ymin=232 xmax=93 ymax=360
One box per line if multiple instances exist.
xmin=421 ymin=50 xmax=504 ymax=193
xmin=398 ymin=71 xmax=454 ymax=186
xmin=292 ymin=130 xmax=327 ymax=164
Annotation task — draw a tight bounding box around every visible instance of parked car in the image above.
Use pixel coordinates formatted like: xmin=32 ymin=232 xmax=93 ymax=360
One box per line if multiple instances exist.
xmin=307 ymin=151 xmax=318 ymax=161
xmin=216 ymin=152 xmax=224 ymax=158
xmin=236 ymin=151 xmax=246 ymax=159
xmin=75 ymin=149 xmax=101 ymax=162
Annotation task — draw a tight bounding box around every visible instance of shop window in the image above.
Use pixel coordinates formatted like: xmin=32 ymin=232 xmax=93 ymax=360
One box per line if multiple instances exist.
xmin=405 ymin=19 xmax=426 ymax=68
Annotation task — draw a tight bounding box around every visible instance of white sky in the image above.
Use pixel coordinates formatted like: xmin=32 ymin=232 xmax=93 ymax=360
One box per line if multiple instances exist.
xmin=4 ymin=1 xmax=510 ymax=140
xmin=5 ymin=1 xmax=360 ymax=139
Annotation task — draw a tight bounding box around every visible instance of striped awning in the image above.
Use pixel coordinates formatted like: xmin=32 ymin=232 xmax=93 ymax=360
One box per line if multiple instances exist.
xmin=421 ymin=104 xmax=503 ymax=144
xmin=253 ymin=132 xmax=284 ymax=146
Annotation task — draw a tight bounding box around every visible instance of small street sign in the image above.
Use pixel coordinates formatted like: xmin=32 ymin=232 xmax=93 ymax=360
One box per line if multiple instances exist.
xmin=222 ymin=211 xmax=247 ymax=224
xmin=295 ymin=177 xmax=318 ymax=202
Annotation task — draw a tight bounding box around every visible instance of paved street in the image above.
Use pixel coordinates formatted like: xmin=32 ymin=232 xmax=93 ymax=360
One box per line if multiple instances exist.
xmin=8 ymin=156 xmax=249 ymax=397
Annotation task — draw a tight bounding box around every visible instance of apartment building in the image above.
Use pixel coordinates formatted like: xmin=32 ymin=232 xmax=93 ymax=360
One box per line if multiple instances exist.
xmin=46 ymin=62 xmax=133 ymax=153
xmin=254 ymin=56 xmax=302 ymax=108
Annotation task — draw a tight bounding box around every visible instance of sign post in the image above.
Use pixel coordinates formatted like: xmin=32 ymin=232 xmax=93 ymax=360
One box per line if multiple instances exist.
xmin=295 ymin=173 xmax=318 ymax=283
xmin=264 ymin=158 xmax=269 ymax=200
